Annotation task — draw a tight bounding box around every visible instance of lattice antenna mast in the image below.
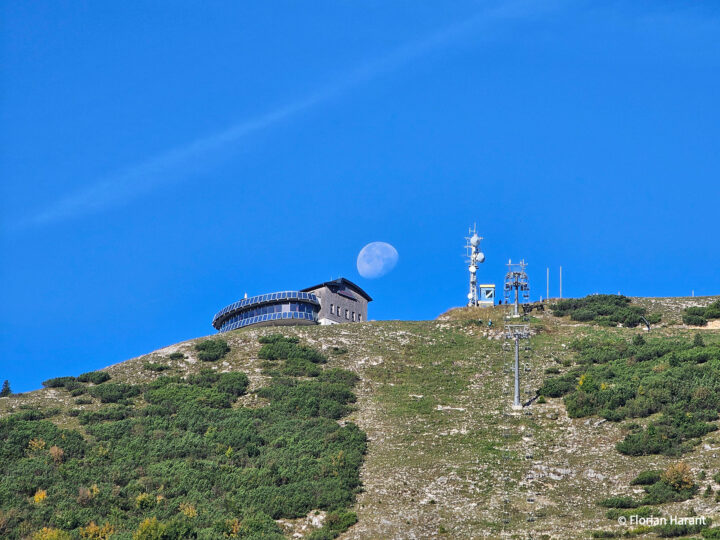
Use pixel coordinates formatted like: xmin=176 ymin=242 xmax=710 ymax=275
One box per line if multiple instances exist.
xmin=504 ymin=259 xmax=530 ymax=317
xmin=464 ymin=224 xmax=485 ymax=307
xmin=505 ymin=324 xmax=530 ymax=409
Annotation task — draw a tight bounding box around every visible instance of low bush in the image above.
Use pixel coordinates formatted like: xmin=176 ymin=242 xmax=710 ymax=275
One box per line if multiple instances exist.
xmin=88 ymin=383 xmax=140 ymax=404
xmin=683 ymin=314 xmax=708 ymax=326
xmin=682 ymin=300 xmax=720 ymax=327
xmin=551 ymin=295 xmax=660 ymax=328
xmin=259 ymin=335 xmax=329 ymax=378
xmin=0 ymin=337 xmax=364 ymax=540
xmin=168 ymin=352 xmax=185 ymax=360
xmin=77 ymin=371 xmax=111 ymax=384
xmin=550 ymin=334 xmax=720 ymax=456
xmin=42 ymin=376 xmax=76 ymax=389
xmin=194 ymin=339 xmax=230 ymax=362
xmin=143 ymin=362 xmax=170 ymax=372
xmin=654 ymin=522 xmax=707 ymax=537
xmin=78 ymin=405 xmax=133 ymax=424
xmin=538 ymin=373 xmax=577 ymax=397
xmin=259 ymin=333 xmax=298 ymax=344
xmin=215 ymin=372 xmax=250 ymax=397
xmin=641 ymin=480 xmax=696 ymax=505
xmin=630 ymin=470 xmax=662 ymax=485
xmin=598 ymin=496 xmax=639 ymax=509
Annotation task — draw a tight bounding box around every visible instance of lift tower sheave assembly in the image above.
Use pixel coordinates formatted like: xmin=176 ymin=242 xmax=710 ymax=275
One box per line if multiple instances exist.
xmin=504 ymin=259 xmax=530 ymax=317
xmin=465 ymin=225 xmax=485 ymax=307
xmin=505 ymin=324 xmax=530 ymax=409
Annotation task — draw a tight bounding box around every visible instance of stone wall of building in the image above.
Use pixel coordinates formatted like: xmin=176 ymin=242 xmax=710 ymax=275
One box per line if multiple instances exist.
xmin=303 ymin=279 xmax=370 ymax=325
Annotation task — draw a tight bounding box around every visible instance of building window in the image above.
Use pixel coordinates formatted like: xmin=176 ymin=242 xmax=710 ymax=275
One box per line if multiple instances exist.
xmin=352 ymin=312 xmax=355 ymax=321
xmin=345 ymin=309 xmax=349 ymax=319
xmin=330 ymin=303 xmax=334 ymax=315
xmin=358 ymin=314 xmax=362 ymax=321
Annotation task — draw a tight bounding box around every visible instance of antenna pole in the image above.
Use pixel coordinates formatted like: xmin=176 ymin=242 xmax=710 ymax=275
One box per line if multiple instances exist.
xmin=465 ymin=224 xmax=485 ymax=307
xmin=559 ymin=266 xmax=563 ymax=299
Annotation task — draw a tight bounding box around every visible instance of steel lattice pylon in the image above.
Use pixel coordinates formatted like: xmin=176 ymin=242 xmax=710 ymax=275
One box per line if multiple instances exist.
xmin=504 ymin=259 xmax=530 ymax=317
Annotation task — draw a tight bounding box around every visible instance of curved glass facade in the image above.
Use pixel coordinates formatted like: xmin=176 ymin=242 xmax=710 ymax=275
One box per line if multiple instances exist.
xmin=212 ymin=291 xmax=320 ymax=333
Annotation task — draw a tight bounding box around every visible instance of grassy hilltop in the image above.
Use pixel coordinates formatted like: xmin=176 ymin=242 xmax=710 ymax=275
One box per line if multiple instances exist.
xmin=1 ymin=295 xmax=720 ymax=539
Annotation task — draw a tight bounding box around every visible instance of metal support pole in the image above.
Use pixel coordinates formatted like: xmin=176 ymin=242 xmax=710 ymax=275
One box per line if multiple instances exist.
xmin=514 ymin=287 xmax=519 ymax=317
xmin=559 ymin=266 xmax=563 ymax=299
xmin=506 ymin=324 xmax=529 ymax=410
xmin=514 ymin=337 xmax=521 ymax=408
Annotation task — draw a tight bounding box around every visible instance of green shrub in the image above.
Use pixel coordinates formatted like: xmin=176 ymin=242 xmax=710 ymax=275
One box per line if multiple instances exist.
xmin=605 ymin=506 xmax=661 ymax=520
xmin=280 ymin=357 xmax=322 ymax=377
xmin=168 ymin=352 xmax=185 ymax=360
xmin=88 ymin=383 xmax=140 ymax=403
xmin=654 ymin=522 xmax=707 ymax=537
xmin=194 ymin=339 xmax=230 ymax=362
xmin=259 ymin=333 xmax=298 ymax=344
xmin=598 ymin=496 xmax=639 ymax=508
xmin=558 ymin=334 xmax=720 ymax=456
xmin=215 ymin=372 xmax=250 ymax=397
xmin=683 ymin=313 xmax=708 ymax=326
xmin=0 ymin=337 xmax=365 ymax=540
xmin=42 ymin=376 xmax=76 ymax=388
xmin=78 ymin=405 xmax=132 ymax=424
xmin=143 ymin=362 xmax=170 ymax=372
xmin=144 ymin=382 xmax=232 ymax=411
xmin=682 ymin=300 xmax=720 ymax=327
xmin=552 ymin=295 xmax=659 ymax=328
xmin=539 ymin=373 xmax=576 ymax=397
xmin=630 ymin=470 xmax=662 ymax=485
xmin=640 ymin=478 xmax=697 ymax=505
xmin=77 ymin=371 xmax=111 ymax=384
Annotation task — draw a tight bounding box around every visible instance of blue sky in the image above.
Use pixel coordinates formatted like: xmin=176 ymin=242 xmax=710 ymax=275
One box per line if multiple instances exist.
xmin=2 ymin=1 xmax=719 ymax=392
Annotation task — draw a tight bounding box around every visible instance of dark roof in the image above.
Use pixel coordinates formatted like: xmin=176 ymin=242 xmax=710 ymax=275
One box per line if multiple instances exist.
xmin=301 ymin=278 xmax=372 ymax=302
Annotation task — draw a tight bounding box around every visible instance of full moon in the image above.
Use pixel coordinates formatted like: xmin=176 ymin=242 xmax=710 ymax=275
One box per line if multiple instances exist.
xmin=357 ymin=242 xmax=399 ymax=279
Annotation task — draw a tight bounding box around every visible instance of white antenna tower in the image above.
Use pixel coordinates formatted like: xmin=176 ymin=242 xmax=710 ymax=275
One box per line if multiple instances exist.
xmin=505 ymin=324 xmax=530 ymax=409
xmin=465 ymin=224 xmax=485 ymax=307
xmin=504 ymin=259 xmax=530 ymax=317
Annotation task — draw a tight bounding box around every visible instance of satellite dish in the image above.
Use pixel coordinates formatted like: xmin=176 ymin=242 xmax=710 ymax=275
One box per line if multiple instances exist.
xmin=476 ymin=252 xmax=485 ymax=263
xmin=470 ymin=234 xmax=481 ymax=247
xmin=467 ymin=292 xmax=473 ymax=299
xmin=469 ymin=265 xmax=477 ymax=274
